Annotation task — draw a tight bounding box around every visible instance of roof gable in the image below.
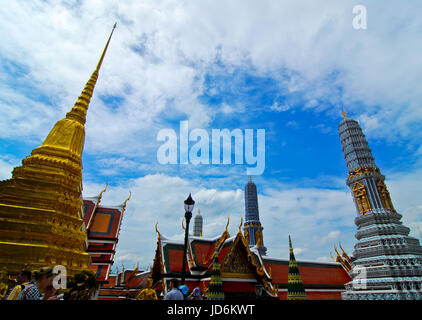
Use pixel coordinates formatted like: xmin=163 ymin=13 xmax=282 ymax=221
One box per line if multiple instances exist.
xmin=221 ymin=232 xmax=264 ymax=279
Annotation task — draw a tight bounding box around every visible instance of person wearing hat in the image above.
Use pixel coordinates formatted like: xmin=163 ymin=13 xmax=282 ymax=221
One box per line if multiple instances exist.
xmin=188 ymin=287 xmax=202 ymax=300
xmin=178 ymin=285 xmax=189 ymax=300
xmin=17 ymin=267 xmax=60 ymax=300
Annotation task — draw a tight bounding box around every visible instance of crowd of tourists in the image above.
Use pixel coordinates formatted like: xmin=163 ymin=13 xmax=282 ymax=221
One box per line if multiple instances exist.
xmin=163 ymin=278 xmax=205 ymax=300
xmin=4 ymin=267 xmax=61 ymax=300
xmin=2 ymin=268 xmax=204 ymax=300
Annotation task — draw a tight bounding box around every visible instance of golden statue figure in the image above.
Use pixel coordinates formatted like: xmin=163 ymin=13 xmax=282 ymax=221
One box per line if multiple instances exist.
xmin=376 ymin=180 xmax=396 ymax=212
xmin=136 ymin=278 xmax=157 ymax=300
xmin=255 ymin=229 xmax=263 ymax=247
xmin=352 ymin=181 xmax=372 ymax=214
xmin=244 ymin=229 xmax=250 ymax=245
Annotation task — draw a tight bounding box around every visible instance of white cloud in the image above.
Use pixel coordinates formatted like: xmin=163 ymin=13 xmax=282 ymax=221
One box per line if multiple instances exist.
xmin=270 ymin=102 xmax=290 ymax=112
xmin=80 ymin=173 xmax=359 ymax=267
xmin=320 ymin=230 xmax=341 ymax=244
xmin=1 ymin=0 xmax=422 ymax=153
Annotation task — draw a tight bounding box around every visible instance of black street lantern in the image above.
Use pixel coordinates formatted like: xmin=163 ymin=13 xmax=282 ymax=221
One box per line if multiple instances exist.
xmin=181 ymin=193 xmax=195 ymax=284
xmin=184 ymin=193 xmax=195 ymax=213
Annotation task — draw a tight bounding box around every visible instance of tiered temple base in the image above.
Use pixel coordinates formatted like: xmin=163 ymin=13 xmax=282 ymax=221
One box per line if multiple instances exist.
xmin=342 ymin=209 xmax=422 ymax=300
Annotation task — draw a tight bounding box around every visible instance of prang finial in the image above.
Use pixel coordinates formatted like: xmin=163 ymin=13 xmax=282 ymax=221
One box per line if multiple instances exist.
xmin=341 ymin=109 xmax=347 ymax=119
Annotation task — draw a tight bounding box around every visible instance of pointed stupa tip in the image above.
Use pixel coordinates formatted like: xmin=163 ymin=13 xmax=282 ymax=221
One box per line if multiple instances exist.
xmin=341 ymin=109 xmax=347 ymax=119
xmin=64 ymin=23 xmax=116 ymax=126
xmin=96 ymin=22 xmax=117 ymax=71
xmin=289 ymin=235 xmax=294 ymax=253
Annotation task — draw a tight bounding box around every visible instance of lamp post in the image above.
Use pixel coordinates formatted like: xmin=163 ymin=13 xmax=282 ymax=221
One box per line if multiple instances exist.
xmin=181 ymin=193 xmax=195 ymax=285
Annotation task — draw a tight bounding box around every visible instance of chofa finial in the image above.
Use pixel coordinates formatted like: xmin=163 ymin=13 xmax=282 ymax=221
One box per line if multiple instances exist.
xmin=238 ymin=216 xmax=243 ymax=233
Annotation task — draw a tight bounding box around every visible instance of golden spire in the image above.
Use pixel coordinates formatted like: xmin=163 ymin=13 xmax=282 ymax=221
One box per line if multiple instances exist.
xmin=249 ymin=176 xmax=252 ymax=182
xmin=65 ymin=22 xmax=116 ymax=125
xmin=341 ymin=109 xmax=347 ymax=119
xmin=0 ymin=25 xmax=117 ymax=277
xmin=39 ymin=23 xmax=117 ymax=157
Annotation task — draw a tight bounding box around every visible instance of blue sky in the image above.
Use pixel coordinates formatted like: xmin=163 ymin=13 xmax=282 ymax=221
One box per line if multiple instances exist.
xmin=1 ymin=1 xmax=422 ymax=270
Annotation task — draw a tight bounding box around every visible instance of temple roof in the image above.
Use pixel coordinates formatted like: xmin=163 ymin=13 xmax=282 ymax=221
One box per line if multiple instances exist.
xmin=83 ymin=189 xmax=130 ymax=283
xmin=152 ymin=221 xmax=278 ymax=297
xmin=150 ymin=219 xmax=351 ymax=298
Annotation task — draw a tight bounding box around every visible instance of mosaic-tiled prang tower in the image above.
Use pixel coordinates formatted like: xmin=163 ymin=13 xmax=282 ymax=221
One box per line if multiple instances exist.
xmin=338 ymin=110 xmax=422 ymax=300
xmin=243 ymin=176 xmax=267 ymax=255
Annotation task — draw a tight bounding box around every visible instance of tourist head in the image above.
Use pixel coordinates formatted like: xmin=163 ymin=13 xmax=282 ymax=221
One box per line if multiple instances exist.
xmin=169 ymin=278 xmax=179 ymax=289
xmin=17 ymin=270 xmax=32 ymax=284
xmin=178 ymin=285 xmax=188 ymax=295
xmin=192 ymin=287 xmax=200 ymax=297
xmin=32 ymin=267 xmax=57 ymax=291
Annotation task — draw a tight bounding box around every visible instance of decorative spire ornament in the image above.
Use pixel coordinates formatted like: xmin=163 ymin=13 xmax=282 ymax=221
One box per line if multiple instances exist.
xmin=287 ymin=235 xmax=307 ymax=300
xmin=207 ymin=248 xmax=225 ymax=300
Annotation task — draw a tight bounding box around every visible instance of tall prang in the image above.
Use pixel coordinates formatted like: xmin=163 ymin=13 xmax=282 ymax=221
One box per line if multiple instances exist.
xmin=243 ymin=176 xmax=267 ymax=255
xmin=0 ymin=24 xmax=116 ymax=277
xmin=338 ymin=110 xmax=422 ymax=300
xmin=193 ymin=209 xmax=203 ymax=237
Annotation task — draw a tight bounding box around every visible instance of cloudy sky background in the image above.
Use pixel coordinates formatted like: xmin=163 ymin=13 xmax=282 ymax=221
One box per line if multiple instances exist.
xmin=1 ymin=0 xmax=422 ymax=270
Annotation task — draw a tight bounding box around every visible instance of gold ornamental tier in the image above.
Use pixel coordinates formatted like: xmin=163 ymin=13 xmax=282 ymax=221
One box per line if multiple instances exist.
xmin=0 ymin=24 xmax=116 ymax=277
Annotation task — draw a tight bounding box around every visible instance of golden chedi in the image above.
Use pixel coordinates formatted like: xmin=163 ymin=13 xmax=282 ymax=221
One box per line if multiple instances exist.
xmin=0 ymin=24 xmax=116 ymax=277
